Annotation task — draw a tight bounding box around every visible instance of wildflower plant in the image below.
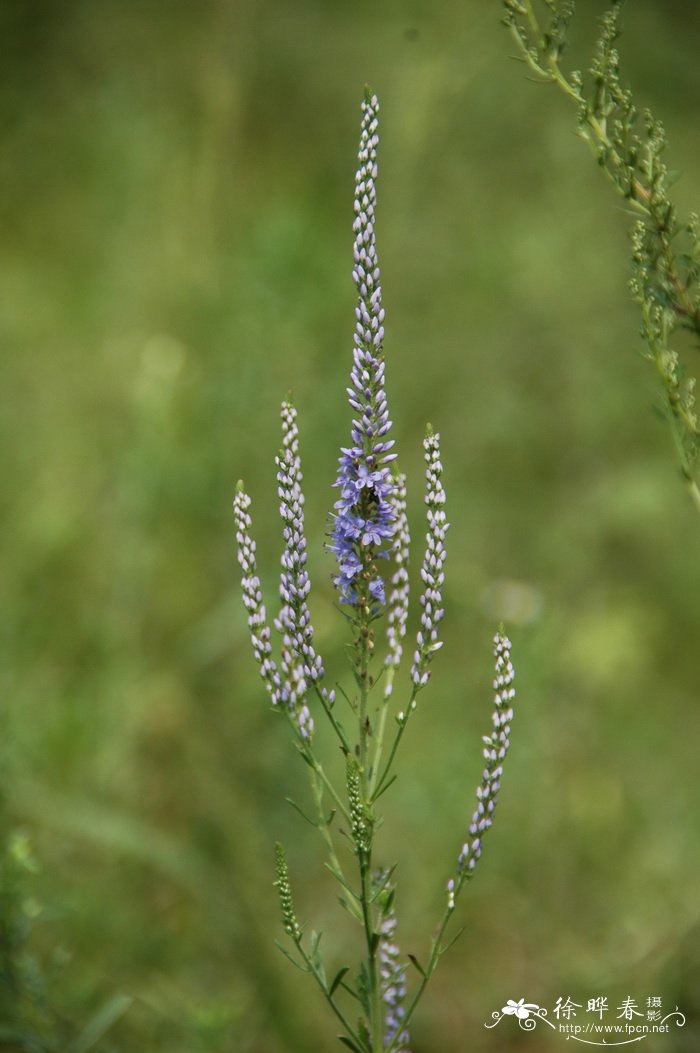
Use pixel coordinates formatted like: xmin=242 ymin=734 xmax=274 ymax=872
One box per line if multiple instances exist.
xmin=501 ymin=0 xmax=700 ymax=515
xmin=233 ymin=91 xmax=516 ymax=1052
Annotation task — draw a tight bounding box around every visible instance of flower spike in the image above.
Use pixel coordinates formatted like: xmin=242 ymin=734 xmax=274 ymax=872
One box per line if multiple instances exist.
xmin=384 ymin=471 xmax=410 ymax=698
xmin=411 ymin=428 xmax=448 ymax=689
xmin=233 ymin=483 xmax=282 ymax=706
xmin=379 ymin=905 xmax=411 ymax=1052
xmin=456 ymin=632 xmax=515 ymax=878
xmin=276 ymin=401 xmax=323 ymax=684
xmin=330 ymin=93 xmax=396 ymax=608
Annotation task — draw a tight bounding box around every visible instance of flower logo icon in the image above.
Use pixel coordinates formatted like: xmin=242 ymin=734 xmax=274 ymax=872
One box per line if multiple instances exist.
xmin=502 ymin=998 xmax=538 ymax=1019
xmin=486 ymin=998 xmax=552 ymax=1031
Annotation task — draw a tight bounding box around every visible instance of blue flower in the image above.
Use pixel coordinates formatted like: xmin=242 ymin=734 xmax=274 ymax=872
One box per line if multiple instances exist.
xmin=329 ymin=93 xmax=396 ymax=608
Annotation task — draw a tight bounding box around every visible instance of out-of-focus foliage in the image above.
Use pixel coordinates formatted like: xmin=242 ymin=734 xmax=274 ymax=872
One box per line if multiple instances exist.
xmin=505 ymin=0 xmax=700 ymax=515
xmin=1 ymin=0 xmax=698 ymax=1049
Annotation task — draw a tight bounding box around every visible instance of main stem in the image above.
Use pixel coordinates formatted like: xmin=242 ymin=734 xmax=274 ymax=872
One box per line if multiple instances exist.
xmin=356 ymin=592 xmax=383 ymax=1053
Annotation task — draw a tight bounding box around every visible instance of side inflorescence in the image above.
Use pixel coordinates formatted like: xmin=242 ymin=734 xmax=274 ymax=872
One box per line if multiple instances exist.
xmin=384 ymin=472 xmax=410 ymax=698
xmin=448 ymin=632 xmax=515 ymax=907
xmin=233 ymin=485 xmax=282 ymax=706
xmin=379 ymin=904 xmax=411 ymax=1052
xmin=411 ymin=429 xmax=449 ymax=690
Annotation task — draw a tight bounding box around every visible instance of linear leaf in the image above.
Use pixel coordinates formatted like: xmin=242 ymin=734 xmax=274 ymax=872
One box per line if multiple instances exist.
xmin=274 ymin=939 xmax=307 ymax=972
xmin=338 ymin=1036 xmax=365 ymax=1053
xmin=329 ymin=966 xmax=350 ymax=997
xmin=69 ymin=994 xmax=133 ymax=1053
xmin=408 ymin=953 xmax=428 ymax=978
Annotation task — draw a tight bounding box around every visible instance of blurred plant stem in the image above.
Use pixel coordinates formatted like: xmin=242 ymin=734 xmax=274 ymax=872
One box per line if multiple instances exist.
xmin=503 ymin=0 xmax=700 ymax=516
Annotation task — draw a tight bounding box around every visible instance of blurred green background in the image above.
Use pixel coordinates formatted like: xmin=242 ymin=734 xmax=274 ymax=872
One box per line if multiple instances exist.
xmin=1 ymin=0 xmax=699 ymax=1049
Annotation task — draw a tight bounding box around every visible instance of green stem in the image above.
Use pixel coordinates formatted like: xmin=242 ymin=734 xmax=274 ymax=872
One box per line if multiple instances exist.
xmin=370 ymin=686 xmax=418 ymax=800
xmin=370 ymin=687 xmax=390 ymax=791
xmin=384 ymin=867 xmax=473 ymax=1053
xmin=314 ymin=683 xmax=352 ymax=756
xmin=356 ymin=596 xmax=383 ymax=1053
xmin=309 ymin=765 xmax=351 ymax=895
xmin=311 ymin=755 xmax=352 ymax=825
xmin=293 ymin=936 xmax=364 ymax=1046
xmin=688 ymin=478 xmax=700 ymax=515
xmin=384 ymin=904 xmax=451 ymax=1053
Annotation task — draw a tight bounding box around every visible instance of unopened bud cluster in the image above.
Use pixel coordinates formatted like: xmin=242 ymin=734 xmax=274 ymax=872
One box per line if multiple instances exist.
xmin=347 ymin=757 xmax=369 ymax=854
xmin=274 ymin=842 xmax=301 ymax=941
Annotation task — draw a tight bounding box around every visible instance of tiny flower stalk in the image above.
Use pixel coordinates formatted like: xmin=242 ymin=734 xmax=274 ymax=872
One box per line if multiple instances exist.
xmin=233 ymin=92 xmax=518 ymax=1052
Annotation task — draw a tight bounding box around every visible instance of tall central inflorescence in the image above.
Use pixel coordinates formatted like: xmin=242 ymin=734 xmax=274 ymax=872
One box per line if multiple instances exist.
xmin=330 ymin=93 xmax=396 ymax=607
xmin=234 ymin=89 xmax=517 ymax=1053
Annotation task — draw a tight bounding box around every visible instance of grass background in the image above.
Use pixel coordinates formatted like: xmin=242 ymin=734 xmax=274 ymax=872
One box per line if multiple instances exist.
xmin=1 ymin=0 xmax=699 ymax=1049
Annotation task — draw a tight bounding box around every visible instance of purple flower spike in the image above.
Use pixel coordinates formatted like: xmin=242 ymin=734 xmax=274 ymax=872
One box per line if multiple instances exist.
xmin=456 ymin=632 xmax=515 ymax=876
xmin=411 ymin=429 xmax=449 ymax=689
xmin=276 ymin=401 xmax=324 ymax=687
xmin=379 ymin=904 xmax=411 ymax=1052
xmin=385 ymin=472 xmax=410 ymax=698
xmin=233 ymin=484 xmax=282 ymax=707
xmin=330 ymin=92 xmax=396 ymax=607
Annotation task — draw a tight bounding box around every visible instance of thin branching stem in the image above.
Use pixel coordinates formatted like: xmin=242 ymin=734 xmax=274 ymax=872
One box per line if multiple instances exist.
xmin=503 ymin=0 xmax=700 ymax=514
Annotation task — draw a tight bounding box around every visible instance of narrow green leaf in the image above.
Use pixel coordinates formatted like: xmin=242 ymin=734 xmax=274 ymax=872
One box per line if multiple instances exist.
xmin=339 ymin=979 xmax=362 ymax=1004
xmin=338 ymin=894 xmax=364 ymax=923
xmin=285 ymin=796 xmax=318 ymax=827
xmin=68 ymin=994 xmax=133 ymax=1053
xmin=408 ymin=953 xmax=428 ymax=978
xmin=358 ymin=1018 xmax=372 ymax=1048
xmin=384 ymin=886 xmax=396 ymax=914
xmin=357 ymin=963 xmax=371 ymax=1015
xmin=274 ymin=939 xmax=307 ymax=972
xmin=324 ymin=861 xmax=359 ymax=897
xmin=372 ymin=773 xmax=397 ymax=802
xmin=335 ymin=681 xmax=356 ymax=711
xmin=440 ymin=926 xmax=465 ymax=956
xmin=310 ymin=930 xmax=327 ymax=987
xmin=338 ymin=1036 xmax=365 ymax=1053
xmin=0 ymin=1027 xmax=52 ymax=1053
xmin=370 ymin=865 xmax=397 ymax=905
xmin=329 ymin=966 xmax=350 ymax=997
